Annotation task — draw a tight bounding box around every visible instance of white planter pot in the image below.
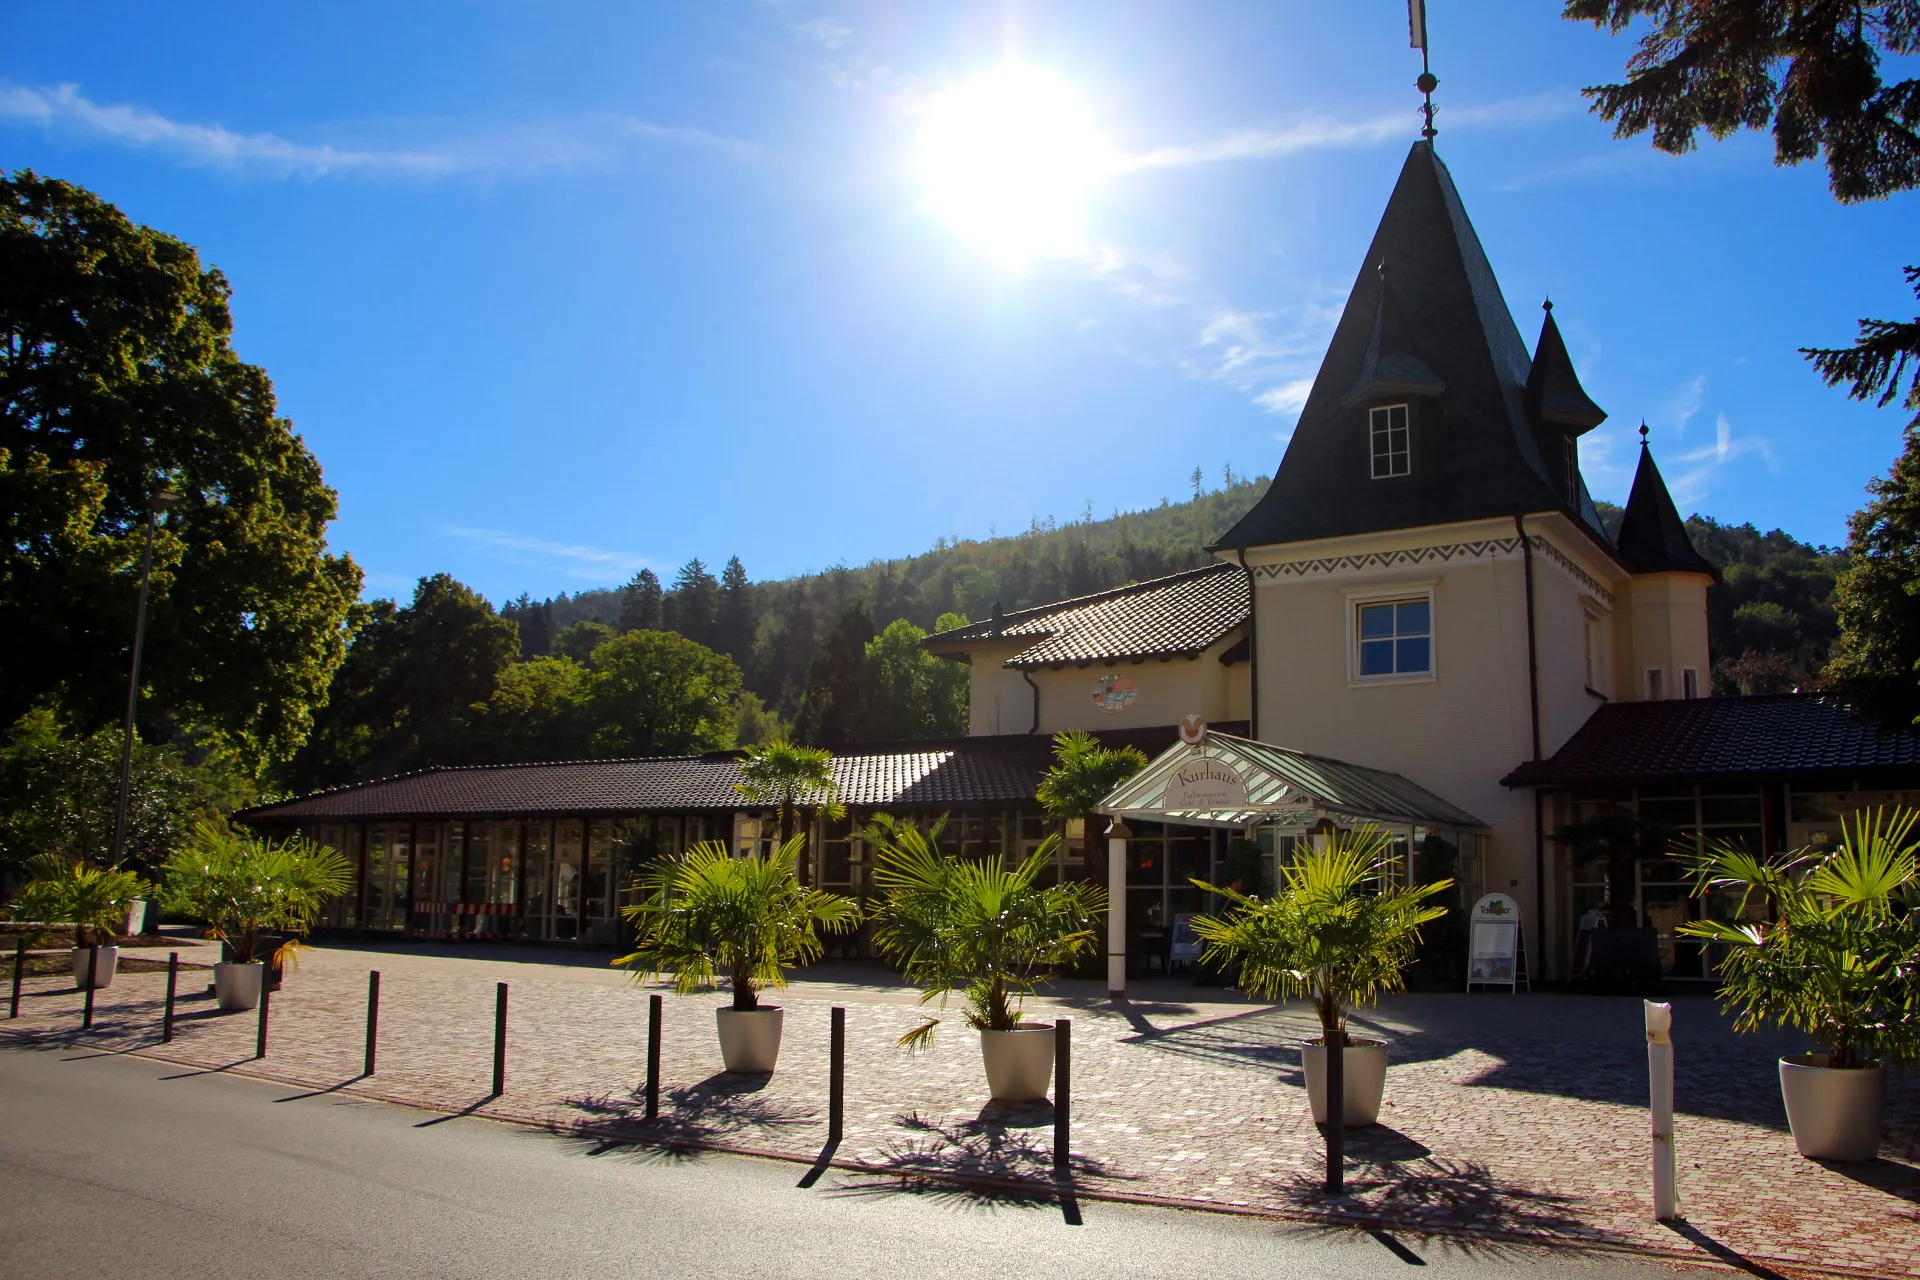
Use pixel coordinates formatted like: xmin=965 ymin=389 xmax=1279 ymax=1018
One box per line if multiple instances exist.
xmin=215 ymin=961 xmax=265 ymax=1013
xmin=716 ymin=1006 xmax=784 ymax=1073
xmin=1779 ymin=1055 xmax=1885 ymax=1161
xmin=980 ymin=1025 xmax=1055 ymax=1102
xmin=1302 ymin=1039 xmax=1389 ymax=1127
xmin=69 ymin=947 xmax=120 ymax=990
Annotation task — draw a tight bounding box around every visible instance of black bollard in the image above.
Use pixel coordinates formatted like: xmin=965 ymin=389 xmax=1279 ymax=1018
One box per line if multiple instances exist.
xmin=1054 ymin=1018 xmax=1072 ymax=1170
xmin=364 ymin=970 xmax=380 ymax=1076
xmin=1324 ymin=1029 xmax=1344 ymax=1194
xmin=162 ymin=952 xmax=178 ymax=1043
xmin=9 ymin=938 xmax=23 ymax=1019
xmin=828 ymin=1005 xmax=845 ymax=1144
xmin=256 ymin=977 xmax=271 ymax=1059
xmin=645 ymin=993 xmax=662 ymax=1121
xmin=492 ymin=982 xmax=508 ymax=1096
xmin=83 ymin=945 xmax=99 ymax=1029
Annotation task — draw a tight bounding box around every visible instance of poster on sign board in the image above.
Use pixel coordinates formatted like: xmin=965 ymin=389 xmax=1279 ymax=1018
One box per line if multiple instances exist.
xmin=1466 ymin=892 xmax=1522 ymax=989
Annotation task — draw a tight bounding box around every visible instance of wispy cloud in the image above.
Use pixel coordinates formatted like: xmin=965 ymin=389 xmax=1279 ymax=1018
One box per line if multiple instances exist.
xmin=0 ymin=82 xmax=751 ymax=179
xmin=1667 ymin=412 xmax=1777 ymax=506
xmin=1121 ymin=93 xmax=1579 ymax=173
xmin=1659 ymin=374 xmax=1706 ymax=438
xmin=443 ymin=525 xmax=651 ymax=582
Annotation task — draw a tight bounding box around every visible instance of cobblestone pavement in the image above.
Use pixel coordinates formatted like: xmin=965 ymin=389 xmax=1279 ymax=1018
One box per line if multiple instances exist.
xmin=6 ymin=948 xmax=1916 ymax=1279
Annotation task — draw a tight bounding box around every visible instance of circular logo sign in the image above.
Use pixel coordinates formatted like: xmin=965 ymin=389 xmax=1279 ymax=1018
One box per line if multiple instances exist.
xmin=1091 ymin=672 xmax=1138 ymax=714
xmin=1178 ymin=713 xmax=1207 ymax=745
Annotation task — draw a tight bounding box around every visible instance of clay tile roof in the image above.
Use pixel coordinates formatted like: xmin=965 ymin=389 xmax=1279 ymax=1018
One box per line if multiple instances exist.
xmin=924 ymin=562 xmax=1247 ymax=669
xmin=1502 ymin=694 xmax=1920 ymax=788
xmin=239 ymin=724 xmax=1247 ymax=823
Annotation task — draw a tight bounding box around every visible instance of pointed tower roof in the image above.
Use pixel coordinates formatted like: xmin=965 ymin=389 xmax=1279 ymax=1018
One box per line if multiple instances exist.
xmin=1525 ymin=304 xmax=1606 ymax=431
xmin=1616 ymin=430 xmax=1717 ymax=578
xmin=1217 ymin=142 xmax=1589 ymax=550
xmin=1340 ymin=263 xmax=1445 ymax=406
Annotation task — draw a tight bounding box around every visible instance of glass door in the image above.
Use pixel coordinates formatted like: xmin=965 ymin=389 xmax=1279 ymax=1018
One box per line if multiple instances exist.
xmin=552 ymin=819 xmax=583 ymax=940
xmin=521 ymin=820 xmax=552 ymax=939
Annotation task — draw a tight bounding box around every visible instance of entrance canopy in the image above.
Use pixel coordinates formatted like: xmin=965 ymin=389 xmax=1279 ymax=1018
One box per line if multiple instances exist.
xmin=1097 ymin=732 xmax=1487 ymax=832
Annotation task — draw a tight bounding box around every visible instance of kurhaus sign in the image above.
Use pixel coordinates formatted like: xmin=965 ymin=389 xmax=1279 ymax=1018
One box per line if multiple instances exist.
xmin=1163 ymin=754 xmax=1249 ymax=809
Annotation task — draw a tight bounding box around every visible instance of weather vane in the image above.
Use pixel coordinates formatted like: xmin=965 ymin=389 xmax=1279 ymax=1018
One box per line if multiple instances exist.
xmin=1408 ymin=0 xmax=1438 ymax=140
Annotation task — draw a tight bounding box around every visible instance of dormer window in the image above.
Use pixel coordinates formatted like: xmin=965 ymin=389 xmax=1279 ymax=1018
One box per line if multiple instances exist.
xmin=1370 ymin=404 xmax=1410 ymax=478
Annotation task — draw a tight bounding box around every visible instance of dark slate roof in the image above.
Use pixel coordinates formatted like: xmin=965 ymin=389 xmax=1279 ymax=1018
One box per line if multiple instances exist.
xmin=1525 ymin=307 xmax=1606 ymax=431
xmin=1616 ymin=440 xmax=1717 ymax=579
xmin=1340 ymin=264 xmax=1445 ymax=407
xmin=923 ymin=563 xmax=1248 ymax=669
xmin=239 ymin=724 xmax=1247 ymax=823
xmin=1502 ymin=695 xmax=1920 ymax=788
xmin=1214 ymin=141 xmax=1609 ymax=552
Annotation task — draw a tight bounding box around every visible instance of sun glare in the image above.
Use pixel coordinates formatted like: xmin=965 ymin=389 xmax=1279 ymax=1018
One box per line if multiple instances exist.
xmin=915 ymin=65 xmax=1113 ymax=268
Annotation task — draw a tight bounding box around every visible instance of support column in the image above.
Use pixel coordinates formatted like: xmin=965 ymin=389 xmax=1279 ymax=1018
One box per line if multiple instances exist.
xmin=1106 ymin=819 xmax=1131 ymax=997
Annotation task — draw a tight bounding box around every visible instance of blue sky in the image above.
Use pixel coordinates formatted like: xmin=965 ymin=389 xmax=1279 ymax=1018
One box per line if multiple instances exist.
xmin=6 ymin=2 xmax=1913 ymax=603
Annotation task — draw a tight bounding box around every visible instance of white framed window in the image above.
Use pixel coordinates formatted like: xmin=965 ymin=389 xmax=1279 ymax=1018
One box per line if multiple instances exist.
xmin=1354 ymin=594 xmax=1433 ymax=679
xmin=1646 ymin=668 xmax=1666 ymax=701
xmin=1682 ymin=667 xmax=1700 ymax=700
xmin=1369 ymin=404 xmax=1410 ymax=478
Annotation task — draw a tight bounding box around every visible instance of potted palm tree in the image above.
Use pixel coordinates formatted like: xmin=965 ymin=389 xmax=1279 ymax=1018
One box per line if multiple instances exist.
xmin=6 ymin=855 xmax=151 ymax=990
xmin=1678 ymin=805 xmax=1920 ymax=1161
xmin=1191 ymin=824 xmax=1451 ymax=1126
xmin=615 ymin=836 xmax=859 ymax=1073
xmin=867 ymin=816 xmax=1105 ymax=1101
xmin=160 ymin=820 xmax=353 ymax=1012
xmin=1036 ymin=729 xmax=1149 ymax=874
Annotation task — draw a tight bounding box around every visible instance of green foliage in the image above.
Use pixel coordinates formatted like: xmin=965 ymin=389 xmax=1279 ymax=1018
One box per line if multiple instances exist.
xmin=6 ymin=853 xmax=151 ymax=946
xmin=615 ymin=568 xmax=663 ymax=635
xmin=580 ymin=629 xmax=740 ymax=756
xmin=864 ymin=617 xmax=969 ymax=740
xmin=1565 ymin=0 xmax=1920 ymax=202
xmin=795 ymin=604 xmax=875 ymax=744
xmin=552 ymin=620 xmax=616 ymax=664
xmin=160 ymin=820 xmax=352 ymax=964
xmin=1825 ymin=429 xmax=1920 ymax=725
xmin=1679 ymin=806 xmax=1920 ymax=1069
xmin=613 ymin=837 xmax=859 ymax=1010
xmin=290 ymin=575 xmax=520 ymax=789
xmin=1 ymin=170 xmax=361 ymax=762
xmin=0 ymin=709 xmax=254 ymax=878
xmin=867 ymin=815 xmax=1106 ymax=1048
xmin=1805 ymin=266 xmax=1920 ymax=432
xmin=1035 ymin=729 xmax=1149 ymax=827
xmin=736 ymin=741 xmax=840 ymax=834
xmin=732 ymin=691 xmax=788 ymax=748
xmin=1191 ymin=826 xmax=1451 ymax=1046
xmin=481 ymin=655 xmax=590 ymax=762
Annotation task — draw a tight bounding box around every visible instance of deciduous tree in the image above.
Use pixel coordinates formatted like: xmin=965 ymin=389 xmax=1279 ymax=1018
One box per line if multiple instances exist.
xmin=1 ymin=170 xmax=361 ymax=761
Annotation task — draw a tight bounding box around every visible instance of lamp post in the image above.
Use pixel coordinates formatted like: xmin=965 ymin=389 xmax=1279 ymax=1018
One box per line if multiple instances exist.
xmin=108 ymin=490 xmax=178 ymax=870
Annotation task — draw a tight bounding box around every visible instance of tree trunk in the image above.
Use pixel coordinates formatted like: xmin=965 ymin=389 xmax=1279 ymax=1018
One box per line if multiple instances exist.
xmin=733 ymin=963 xmax=757 ymax=1011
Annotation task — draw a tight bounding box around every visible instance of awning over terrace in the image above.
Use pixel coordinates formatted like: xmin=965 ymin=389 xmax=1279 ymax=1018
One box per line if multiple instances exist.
xmin=1095 ymin=732 xmax=1487 ymax=832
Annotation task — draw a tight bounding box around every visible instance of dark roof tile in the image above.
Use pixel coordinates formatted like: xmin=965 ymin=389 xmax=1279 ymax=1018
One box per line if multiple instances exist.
xmin=1503 ymin=695 xmax=1920 ymax=787
xmin=925 ymin=563 xmax=1246 ymax=668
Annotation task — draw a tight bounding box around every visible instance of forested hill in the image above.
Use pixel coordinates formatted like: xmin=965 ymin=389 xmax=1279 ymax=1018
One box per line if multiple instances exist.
xmin=505 ymin=472 xmax=1276 ymax=719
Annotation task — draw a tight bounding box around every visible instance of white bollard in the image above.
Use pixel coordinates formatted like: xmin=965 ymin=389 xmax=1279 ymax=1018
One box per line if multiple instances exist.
xmin=1106 ymin=821 xmax=1130 ymax=997
xmin=1644 ymin=1000 xmax=1679 ymax=1221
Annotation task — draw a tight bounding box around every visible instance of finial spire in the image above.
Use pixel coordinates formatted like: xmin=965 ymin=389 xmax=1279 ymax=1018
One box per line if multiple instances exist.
xmin=1639 ymin=421 xmax=1650 ymax=446
xmin=1409 ymin=0 xmax=1438 ymax=139
xmin=1542 ymin=297 xmax=1553 ymax=312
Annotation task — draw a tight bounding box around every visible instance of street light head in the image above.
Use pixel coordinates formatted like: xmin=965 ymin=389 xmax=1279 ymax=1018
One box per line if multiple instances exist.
xmin=148 ymin=491 xmax=181 ymax=515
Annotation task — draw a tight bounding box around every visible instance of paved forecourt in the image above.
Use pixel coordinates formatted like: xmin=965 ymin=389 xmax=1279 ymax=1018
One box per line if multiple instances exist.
xmin=4 ymin=943 xmax=1916 ymax=1279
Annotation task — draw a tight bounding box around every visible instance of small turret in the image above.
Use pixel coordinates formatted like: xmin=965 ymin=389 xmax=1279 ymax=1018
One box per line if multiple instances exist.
xmin=1616 ymin=428 xmax=1715 ymax=701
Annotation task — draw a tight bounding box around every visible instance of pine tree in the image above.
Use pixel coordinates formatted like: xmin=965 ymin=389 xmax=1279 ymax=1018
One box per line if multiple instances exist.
xmin=616 ymin=568 xmax=664 ymax=634
xmin=794 ymin=604 xmax=874 ymax=745
xmin=716 ymin=555 xmax=756 ymax=660
xmin=669 ymin=558 xmax=720 ymax=647
xmin=1826 ymin=430 xmax=1920 ymax=726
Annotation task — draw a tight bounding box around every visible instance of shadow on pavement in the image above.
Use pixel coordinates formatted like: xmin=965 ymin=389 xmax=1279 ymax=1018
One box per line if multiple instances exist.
xmin=1658 ymin=1220 xmax=1792 ymax=1279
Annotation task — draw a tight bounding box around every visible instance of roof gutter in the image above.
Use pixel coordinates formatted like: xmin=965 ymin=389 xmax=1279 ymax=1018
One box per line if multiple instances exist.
xmin=1022 ymin=668 xmax=1041 ymax=735
xmin=1517 ymin=513 xmax=1547 ymax=982
xmin=1233 ymin=547 xmax=1258 ymax=740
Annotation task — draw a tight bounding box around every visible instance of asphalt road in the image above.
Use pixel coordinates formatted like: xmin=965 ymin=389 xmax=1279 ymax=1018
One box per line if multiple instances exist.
xmin=0 ymin=1046 xmax=1691 ymax=1280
